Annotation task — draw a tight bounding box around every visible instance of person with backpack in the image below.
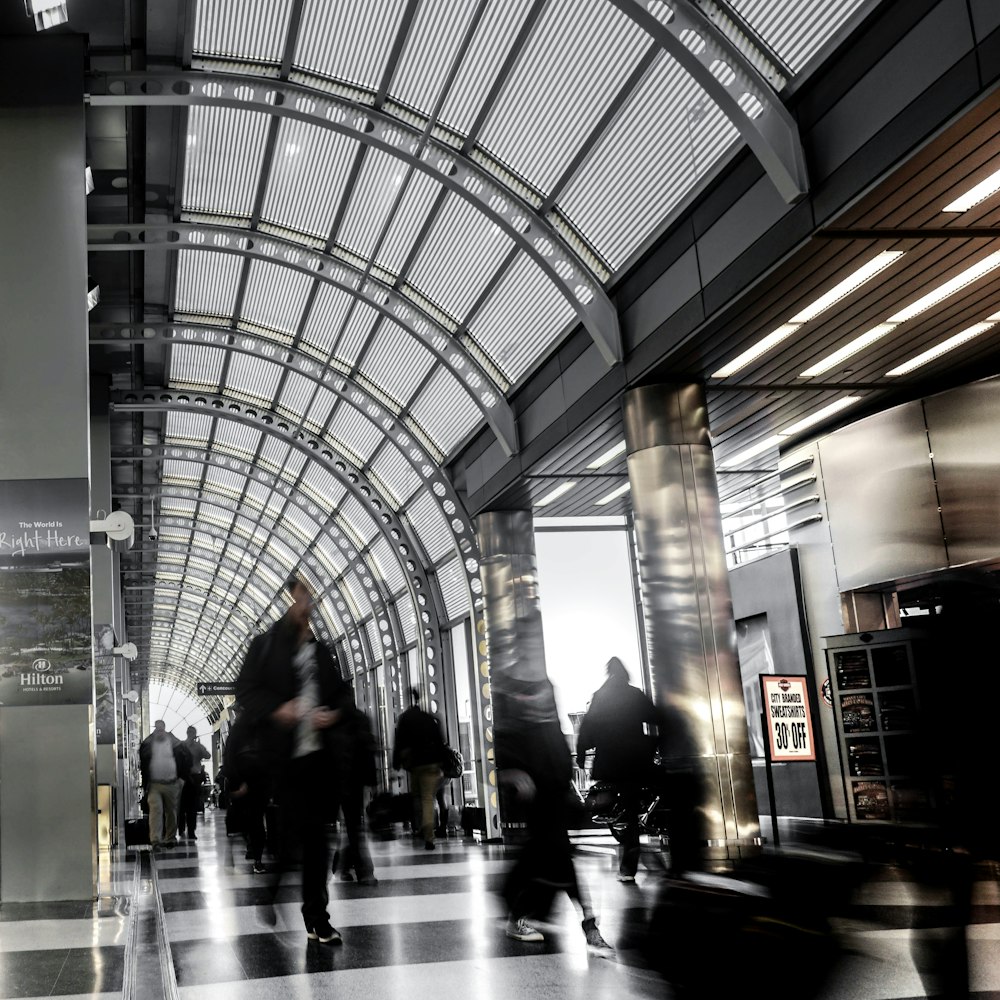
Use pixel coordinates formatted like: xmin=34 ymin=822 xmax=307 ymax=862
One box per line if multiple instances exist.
xmin=392 ymin=687 xmax=447 ymax=850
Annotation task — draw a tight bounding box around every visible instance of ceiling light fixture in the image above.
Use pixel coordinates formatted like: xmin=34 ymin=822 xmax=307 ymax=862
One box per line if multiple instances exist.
xmin=535 ymin=481 xmax=576 ymax=507
xmin=799 ymin=323 xmax=896 ymax=377
xmin=888 ymin=250 xmax=1000 ymax=323
xmin=586 ymin=440 xmax=626 ymax=469
xmin=24 ymin=0 xmax=68 ymax=30
xmin=884 ymin=314 xmax=1000 ymax=377
xmin=595 ymin=482 xmax=631 ymax=506
xmin=942 ymin=166 xmax=1000 ymax=213
xmin=712 ymin=251 xmax=904 ymax=378
xmin=718 ymin=396 xmax=861 ymax=468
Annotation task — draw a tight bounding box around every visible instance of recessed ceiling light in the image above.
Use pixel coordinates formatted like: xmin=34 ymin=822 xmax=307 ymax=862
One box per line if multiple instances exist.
xmin=799 ymin=323 xmax=897 ymax=377
xmin=535 ymin=481 xmax=576 ymax=507
xmin=888 ymin=250 xmax=1000 ymax=323
xmin=942 ymin=165 xmax=1000 ymax=213
xmin=712 ymin=251 xmax=904 ymax=378
xmin=586 ymin=440 xmax=626 ymax=469
xmin=884 ymin=318 xmax=1000 ymax=377
xmin=595 ymin=482 xmax=631 ymax=506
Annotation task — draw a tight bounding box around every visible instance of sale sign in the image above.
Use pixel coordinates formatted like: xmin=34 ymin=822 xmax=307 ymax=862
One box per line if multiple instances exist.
xmin=761 ymin=675 xmax=816 ymax=762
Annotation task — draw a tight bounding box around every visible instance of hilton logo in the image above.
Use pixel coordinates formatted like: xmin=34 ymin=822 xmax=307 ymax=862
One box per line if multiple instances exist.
xmin=21 ymin=658 xmax=63 ymax=689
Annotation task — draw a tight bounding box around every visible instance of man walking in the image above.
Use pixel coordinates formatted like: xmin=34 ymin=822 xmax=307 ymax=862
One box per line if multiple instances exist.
xmin=235 ymin=575 xmax=353 ymax=944
xmin=576 ymin=657 xmax=663 ymax=882
xmin=139 ymin=720 xmax=192 ymax=849
xmin=179 ymin=725 xmax=211 ymax=840
xmin=392 ymin=687 xmax=447 ymax=850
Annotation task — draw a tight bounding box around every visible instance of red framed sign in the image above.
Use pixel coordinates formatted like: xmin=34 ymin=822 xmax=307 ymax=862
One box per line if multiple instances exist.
xmin=760 ymin=675 xmax=816 ymax=762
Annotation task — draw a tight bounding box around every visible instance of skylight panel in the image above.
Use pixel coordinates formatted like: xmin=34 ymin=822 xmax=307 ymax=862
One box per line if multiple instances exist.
xmin=358 ymin=323 xmax=435 ymax=408
xmin=225 ymin=353 xmax=283 ymax=408
xmin=369 ymin=536 xmax=406 ymax=596
xmin=240 ymin=259 xmax=313 ymax=337
xmin=373 ymin=169 xmax=441 ymax=276
xmin=212 ymin=420 xmax=262 ymax=461
xmin=282 ymin=502 xmax=317 ymax=547
xmin=166 ymin=410 xmax=213 ymax=445
xmin=243 ymin=478 xmax=273 ymax=512
xmin=169 ymin=343 xmax=226 ymax=391
xmin=204 ymin=465 xmax=246 ymax=499
xmin=728 ymin=0 xmax=870 ymax=73
xmin=337 ymin=149 xmax=411 ymax=262
xmin=183 ymin=106 xmax=269 ymax=219
xmin=334 ymin=302 xmax=381 ymax=370
xmin=339 ymin=495 xmax=379 ymax=547
xmin=304 ymin=385 xmax=337 ymax=435
xmin=315 ymin=532 xmax=348 ymax=575
xmin=259 ymin=433 xmax=292 ymax=474
xmin=161 ymin=497 xmax=198 ymax=517
xmin=364 ymin=618 xmax=383 ymax=664
xmin=300 ymin=462 xmax=347 ymax=511
xmin=293 ymin=0 xmax=405 ymax=92
xmin=175 ymin=250 xmax=243 ymax=317
xmin=468 ymin=254 xmax=575 ymax=382
xmin=409 ymin=367 xmax=481 ymax=456
xmin=559 ymin=57 xmax=736 ymax=270
xmin=275 ymin=370 xmax=315 ymax=421
xmin=437 ymin=0 xmax=534 ymax=135
xmin=435 ymin=556 xmax=471 ymax=623
xmin=263 ymin=532 xmax=297 ymax=570
xmin=407 ymin=194 xmax=516 ymax=320
xmin=369 ymin=443 xmax=421 ymax=507
xmin=478 ymin=0 xmax=651 ymax=191
xmin=261 ymin=119 xmax=357 ymax=240
xmin=163 ymin=460 xmax=204 ymax=484
xmin=341 ymin=570 xmax=368 ymax=620
xmin=193 ymin=0 xmax=294 ymax=65
xmin=397 ymin=594 xmax=417 ymax=646
xmin=406 ymin=489 xmax=454 ymax=564
xmin=301 ymin=284 xmax=356 ymax=360
xmin=327 ymin=397 xmax=384 ymax=465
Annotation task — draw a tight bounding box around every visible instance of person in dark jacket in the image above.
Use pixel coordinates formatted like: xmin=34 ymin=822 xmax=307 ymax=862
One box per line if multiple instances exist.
xmin=223 ymin=706 xmax=271 ymax=874
xmin=235 ymin=575 xmax=354 ymax=944
xmin=139 ymin=720 xmax=193 ymax=849
xmin=576 ymin=657 xmax=664 ymax=881
xmin=332 ymin=704 xmax=378 ymax=883
xmin=392 ymin=687 xmax=447 ymax=849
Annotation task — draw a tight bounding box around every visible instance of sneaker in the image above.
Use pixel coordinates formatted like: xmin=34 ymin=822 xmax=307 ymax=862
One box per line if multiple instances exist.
xmin=252 ymin=862 xmax=266 ymax=875
xmin=357 ymin=873 xmax=378 ymax=886
xmin=338 ymin=870 xmax=355 ymax=882
xmin=307 ymin=922 xmax=342 ymax=945
xmin=582 ymin=917 xmax=614 ymax=954
xmin=189 ymin=832 xmax=197 ymax=841
xmin=505 ymin=917 xmax=544 ymax=942
xmin=424 ymin=840 xmax=435 ymax=850
xmin=617 ymin=873 xmax=636 ymax=883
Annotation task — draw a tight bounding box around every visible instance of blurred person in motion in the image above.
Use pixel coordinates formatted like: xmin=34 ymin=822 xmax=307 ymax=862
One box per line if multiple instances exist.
xmin=179 ymin=725 xmax=211 ymax=840
xmin=392 ymin=687 xmax=447 ymax=850
xmin=139 ymin=720 xmax=193 ymax=849
xmin=332 ymin=703 xmax=378 ymax=884
xmin=223 ymin=705 xmax=271 ymax=874
xmin=236 ymin=575 xmax=354 ymax=944
xmin=494 ymin=675 xmax=613 ymax=955
xmin=576 ymin=656 xmax=663 ymax=882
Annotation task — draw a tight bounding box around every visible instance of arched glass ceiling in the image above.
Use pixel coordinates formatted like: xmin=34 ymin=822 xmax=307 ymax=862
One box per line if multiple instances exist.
xmin=122 ymin=0 xmax=874 ymax=691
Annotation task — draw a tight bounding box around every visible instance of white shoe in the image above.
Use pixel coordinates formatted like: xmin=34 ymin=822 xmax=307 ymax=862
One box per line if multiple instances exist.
xmin=617 ymin=873 xmax=636 ymax=882
xmin=505 ymin=917 xmax=544 ymax=942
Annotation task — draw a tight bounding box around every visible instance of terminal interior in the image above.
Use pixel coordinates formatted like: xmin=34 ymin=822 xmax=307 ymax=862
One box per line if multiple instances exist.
xmin=2 ymin=1 xmax=1000 ymax=997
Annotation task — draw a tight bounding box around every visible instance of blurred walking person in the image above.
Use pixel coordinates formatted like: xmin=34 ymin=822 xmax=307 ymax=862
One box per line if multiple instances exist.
xmin=179 ymin=725 xmax=211 ymax=840
xmin=139 ymin=720 xmax=192 ymax=849
xmin=392 ymin=687 xmax=447 ymax=850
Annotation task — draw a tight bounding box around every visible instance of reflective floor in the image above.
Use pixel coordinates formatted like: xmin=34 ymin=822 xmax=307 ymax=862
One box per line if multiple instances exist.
xmin=1 ymin=811 xmax=999 ymax=999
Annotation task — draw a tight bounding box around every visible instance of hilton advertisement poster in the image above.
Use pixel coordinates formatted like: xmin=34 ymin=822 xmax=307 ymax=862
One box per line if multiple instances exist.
xmin=0 ymin=478 xmax=93 ymax=708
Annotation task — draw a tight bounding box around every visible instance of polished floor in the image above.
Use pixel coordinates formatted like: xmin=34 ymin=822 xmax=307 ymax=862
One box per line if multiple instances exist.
xmin=1 ymin=810 xmax=999 ymax=999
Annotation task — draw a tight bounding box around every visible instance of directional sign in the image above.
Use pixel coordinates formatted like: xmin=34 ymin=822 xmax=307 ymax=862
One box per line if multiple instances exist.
xmin=196 ymin=682 xmax=236 ymax=697
xmin=761 ymin=675 xmax=816 ymax=761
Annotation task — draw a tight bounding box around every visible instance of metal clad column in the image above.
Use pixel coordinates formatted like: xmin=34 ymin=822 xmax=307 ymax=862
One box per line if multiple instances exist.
xmin=623 ymin=384 xmax=760 ymax=867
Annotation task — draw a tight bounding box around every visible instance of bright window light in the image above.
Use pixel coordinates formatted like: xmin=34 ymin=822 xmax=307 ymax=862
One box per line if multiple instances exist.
xmin=713 ymin=251 xmax=904 ymax=378
xmin=888 ymin=250 xmax=1000 ymax=323
xmin=587 ymin=441 xmax=626 ymax=470
xmin=595 ymin=482 xmax=631 ymax=506
xmin=799 ymin=323 xmax=897 ymax=377
xmin=25 ymin=0 xmax=68 ymax=30
xmin=535 ymin=481 xmax=576 ymax=507
xmin=943 ymin=166 xmax=1000 ymax=213
xmin=788 ymin=251 xmax=904 ymax=323
xmin=885 ymin=319 xmax=1000 ymax=377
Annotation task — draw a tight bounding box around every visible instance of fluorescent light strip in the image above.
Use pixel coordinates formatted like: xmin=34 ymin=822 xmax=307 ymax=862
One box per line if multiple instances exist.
xmin=943 ymin=166 xmax=1000 ymax=213
xmin=888 ymin=250 xmax=1000 ymax=323
xmin=799 ymin=323 xmax=897 ymax=377
xmin=587 ymin=440 xmax=626 ymax=470
xmin=713 ymin=251 xmax=904 ymax=378
xmin=885 ymin=320 xmax=999 ymax=377
xmin=719 ymin=396 xmax=861 ymax=468
xmin=535 ymin=481 xmax=576 ymax=507
xmin=595 ymin=482 xmax=631 ymax=506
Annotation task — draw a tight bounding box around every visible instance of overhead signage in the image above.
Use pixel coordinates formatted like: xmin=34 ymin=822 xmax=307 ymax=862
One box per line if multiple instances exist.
xmin=761 ymin=675 xmax=816 ymax=762
xmin=196 ymin=681 xmax=236 ymax=697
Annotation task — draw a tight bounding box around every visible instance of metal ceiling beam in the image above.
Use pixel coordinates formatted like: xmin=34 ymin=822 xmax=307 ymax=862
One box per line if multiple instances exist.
xmin=88 ymin=222 xmax=519 ymax=457
xmin=608 ymin=0 xmax=808 ymax=203
xmin=110 ymin=394 xmax=444 ymax=683
xmin=86 ymin=70 xmax=622 ymax=365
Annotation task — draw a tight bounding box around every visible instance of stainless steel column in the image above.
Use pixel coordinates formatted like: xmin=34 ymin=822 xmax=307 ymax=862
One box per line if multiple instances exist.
xmin=623 ymin=384 xmax=760 ymax=868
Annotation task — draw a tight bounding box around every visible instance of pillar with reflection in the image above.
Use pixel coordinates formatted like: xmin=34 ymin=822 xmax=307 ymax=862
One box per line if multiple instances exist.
xmin=623 ymin=383 xmax=760 ymax=868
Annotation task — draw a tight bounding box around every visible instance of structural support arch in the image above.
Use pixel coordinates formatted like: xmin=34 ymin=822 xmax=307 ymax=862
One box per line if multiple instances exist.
xmin=87 ymin=70 xmax=622 ymax=365
xmin=609 ymin=0 xmax=808 ymax=202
